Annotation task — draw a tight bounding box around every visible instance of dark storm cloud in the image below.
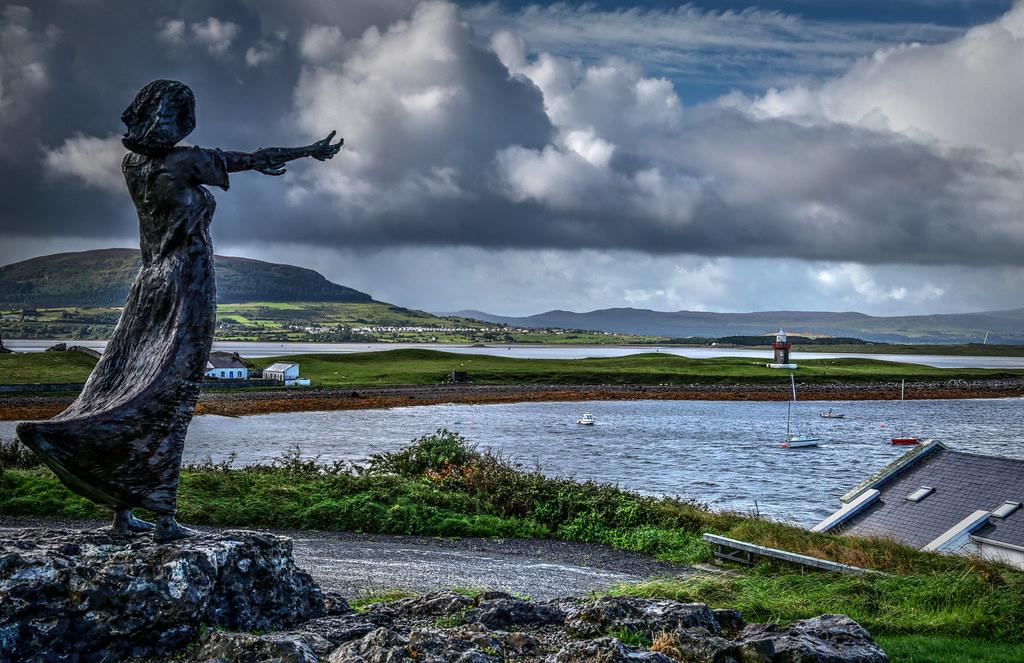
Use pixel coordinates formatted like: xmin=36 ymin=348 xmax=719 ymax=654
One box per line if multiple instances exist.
xmin=0 ymin=0 xmax=420 ymax=240
xmin=4 ymin=0 xmax=1024 ymax=269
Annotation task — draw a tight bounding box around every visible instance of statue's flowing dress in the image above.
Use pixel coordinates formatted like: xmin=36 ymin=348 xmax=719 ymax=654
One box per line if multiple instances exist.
xmin=17 ymin=147 xmax=229 ymax=515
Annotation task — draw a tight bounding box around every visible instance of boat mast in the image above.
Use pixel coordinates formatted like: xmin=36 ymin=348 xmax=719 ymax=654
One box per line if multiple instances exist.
xmin=899 ymin=379 xmax=905 ymax=436
xmin=788 ymin=373 xmax=797 ymax=437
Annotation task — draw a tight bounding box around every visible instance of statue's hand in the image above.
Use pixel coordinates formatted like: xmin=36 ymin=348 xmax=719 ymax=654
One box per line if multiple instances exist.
xmin=309 ymin=130 xmax=343 ymax=161
xmin=256 ymin=163 xmax=287 ymax=176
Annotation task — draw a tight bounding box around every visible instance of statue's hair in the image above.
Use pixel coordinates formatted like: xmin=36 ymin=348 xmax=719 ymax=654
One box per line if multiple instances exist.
xmin=121 ymin=80 xmax=195 ymax=156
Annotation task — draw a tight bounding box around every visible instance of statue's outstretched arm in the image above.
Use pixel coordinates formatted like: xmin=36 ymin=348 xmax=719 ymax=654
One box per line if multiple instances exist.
xmin=222 ymin=131 xmax=343 ymax=176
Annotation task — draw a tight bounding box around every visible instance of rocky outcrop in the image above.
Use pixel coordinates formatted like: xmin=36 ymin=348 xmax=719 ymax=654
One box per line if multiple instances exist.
xmin=565 ymin=596 xmax=721 ymax=639
xmin=298 ymin=595 xmax=885 ymax=662
xmin=366 ymin=589 xmax=475 ymax=619
xmin=463 ymin=592 xmax=565 ymax=630
xmin=735 ymin=615 xmax=889 ymax=663
xmin=0 ymin=527 xmax=324 ymax=663
xmin=552 ymin=636 xmax=678 ymax=662
xmin=0 ymin=527 xmax=888 ymax=663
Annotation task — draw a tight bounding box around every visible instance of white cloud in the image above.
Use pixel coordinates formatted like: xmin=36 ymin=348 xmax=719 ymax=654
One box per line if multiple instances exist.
xmin=737 ymin=3 xmax=1024 ymax=154
xmin=217 ymin=242 xmax=1020 ymax=317
xmin=246 ymin=34 xmax=285 ymax=67
xmin=288 ymin=0 xmax=550 ymax=221
xmin=43 ymin=134 xmax=125 ymax=193
xmin=813 ymin=264 xmax=944 ymax=305
xmin=190 ymin=17 xmax=239 ymax=56
xmin=466 ymin=3 xmax=961 ymax=89
xmin=156 ymin=18 xmax=186 ymax=46
xmin=299 ymin=24 xmax=345 ymax=63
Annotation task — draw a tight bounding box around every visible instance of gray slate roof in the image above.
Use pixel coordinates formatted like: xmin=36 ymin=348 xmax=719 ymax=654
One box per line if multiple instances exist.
xmin=834 ymin=446 xmax=1024 ymax=549
xmin=207 ymin=354 xmax=247 ymax=370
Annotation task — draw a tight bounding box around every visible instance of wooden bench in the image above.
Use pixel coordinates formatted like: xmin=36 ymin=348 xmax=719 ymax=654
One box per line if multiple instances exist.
xmin=702 ymin=533 xmax=881 ymax=575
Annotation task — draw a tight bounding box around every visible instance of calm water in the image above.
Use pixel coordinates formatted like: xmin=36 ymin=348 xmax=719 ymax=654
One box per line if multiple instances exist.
xmin=6 ymin=339 xmax=1024 ymax=369
xmin=5 ymin=398 xmax=1021 ymax=525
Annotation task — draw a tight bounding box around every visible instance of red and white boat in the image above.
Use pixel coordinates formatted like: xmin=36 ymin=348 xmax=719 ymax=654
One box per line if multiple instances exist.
xmin=890 ymin=380 xmax=919 ymax=445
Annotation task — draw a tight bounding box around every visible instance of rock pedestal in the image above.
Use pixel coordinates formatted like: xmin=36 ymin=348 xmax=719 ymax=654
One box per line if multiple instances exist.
xmin=0 ymin=527 xmax=324 ymax=663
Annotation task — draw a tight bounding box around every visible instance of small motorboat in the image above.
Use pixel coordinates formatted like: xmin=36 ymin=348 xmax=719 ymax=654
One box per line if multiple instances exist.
xmin=576 ymin=413 xmax=595 ymax=425
xmin=819 ymin=409 xmax=845 ymax=419
xmin=891 ymin=436 xmax=920 ymax=446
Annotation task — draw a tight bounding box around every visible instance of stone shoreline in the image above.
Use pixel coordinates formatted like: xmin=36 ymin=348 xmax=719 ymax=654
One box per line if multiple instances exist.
xmin=2 ymin=379 xmax=1022 ymax=421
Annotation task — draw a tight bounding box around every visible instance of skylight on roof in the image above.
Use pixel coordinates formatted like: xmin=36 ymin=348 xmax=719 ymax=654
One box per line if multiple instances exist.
xmin=906 ymin=486 xmax=934 ymax=502
xmin=992 ymin=501 xmax=1021 ymax=519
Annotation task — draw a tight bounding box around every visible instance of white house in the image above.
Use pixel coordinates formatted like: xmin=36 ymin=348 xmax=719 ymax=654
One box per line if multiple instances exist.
xmin=205 ymin=353 xmax=249 ymax=380
xmin=264 ymin=361 xmax=308 ymax=385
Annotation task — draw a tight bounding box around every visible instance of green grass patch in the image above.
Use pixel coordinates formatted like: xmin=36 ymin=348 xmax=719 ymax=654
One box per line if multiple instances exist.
xmin=248 ymin=348 xmax=1024 ymax=388
xmin=0 ymin=351 xmax=97 ymax=384
xmin=876 ymin=634 xmax=1024 ymax=663
xmin=349 ymin=588 xmax=417 ymax=611
xmin=13 ymin=345 xmax=1022 ymax=387
xmin=613 ymin=566 xmax=1024 ymax=642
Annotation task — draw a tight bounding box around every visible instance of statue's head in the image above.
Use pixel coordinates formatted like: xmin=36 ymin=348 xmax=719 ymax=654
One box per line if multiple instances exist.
xmin=121 ymin=80 xmax=196 ymax=156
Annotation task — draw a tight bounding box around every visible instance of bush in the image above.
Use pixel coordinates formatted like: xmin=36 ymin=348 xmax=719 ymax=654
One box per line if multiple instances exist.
xmin=367 ymin=429 xmax=478 ymax=476
xmin=0 ymin=439 xmax=40 ymax=470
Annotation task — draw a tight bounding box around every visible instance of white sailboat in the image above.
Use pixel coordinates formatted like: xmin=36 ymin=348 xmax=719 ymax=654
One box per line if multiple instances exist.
xmin=782 ymin=374 xmax=820 ymax=449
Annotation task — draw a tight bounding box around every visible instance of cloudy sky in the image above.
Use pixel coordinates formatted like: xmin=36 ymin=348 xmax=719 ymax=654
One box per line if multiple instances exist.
xmin=2 ymin=0 xmax=1023 ymax=316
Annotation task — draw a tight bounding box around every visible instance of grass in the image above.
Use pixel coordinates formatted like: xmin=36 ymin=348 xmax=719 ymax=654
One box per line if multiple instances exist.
xmin=10 ymin=346 xmax=1022 ymax=388
xmin=248 ymin=348 xmax=1024 ymax=388
xmin=2 ymin=431 xmax=1023 ymax=658
xmin=0 ymin=351 xmax=97 ymax=384
xmin=876 ymin=634 xmax=1024 ymax=663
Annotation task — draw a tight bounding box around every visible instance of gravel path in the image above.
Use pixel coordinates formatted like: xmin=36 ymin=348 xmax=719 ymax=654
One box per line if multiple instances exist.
xmin=0 ymin=517 xmax=693 ymax=600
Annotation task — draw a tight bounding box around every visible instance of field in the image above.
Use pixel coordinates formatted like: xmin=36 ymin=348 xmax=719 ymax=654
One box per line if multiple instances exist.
xmin=0 ymin=351 xmax=98 ymax=384
xmin=2 ymin=431 xmax=1023 ymax=662
xmin=5 ymin=348 xmax=1024 ymax=389
xmin=249 ymin=348 xmax=1024 ymax=387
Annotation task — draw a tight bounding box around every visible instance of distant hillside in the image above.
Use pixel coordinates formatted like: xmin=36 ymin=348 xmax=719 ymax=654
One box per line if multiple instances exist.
xmin=451 ymin=307 xmax=1024 ymax=344
xmin=0 ymin=249 xmax=372 ymax=308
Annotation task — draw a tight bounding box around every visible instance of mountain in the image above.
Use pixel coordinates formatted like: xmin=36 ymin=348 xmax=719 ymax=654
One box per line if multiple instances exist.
xmin=448 ymin=307 xmax=1024 ymax=344
xmin=0 ymin=249 xmax=373 ymax=308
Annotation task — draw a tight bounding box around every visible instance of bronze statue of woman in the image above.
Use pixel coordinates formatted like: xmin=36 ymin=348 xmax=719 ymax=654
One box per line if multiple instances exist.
xmin=17 ymin=80 xmax=342 ymax=541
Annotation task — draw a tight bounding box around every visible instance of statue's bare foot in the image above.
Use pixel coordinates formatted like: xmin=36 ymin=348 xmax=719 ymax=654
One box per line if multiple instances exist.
xmin=112 ymin=509 xmax=155 ymax=535
xmin=154 ymin=515 xmax=198 ymax=542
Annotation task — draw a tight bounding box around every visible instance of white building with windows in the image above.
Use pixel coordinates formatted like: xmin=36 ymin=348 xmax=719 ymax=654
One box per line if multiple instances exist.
xmin=205 ymin=353 xmax=249 ymax=380
xmin=264 ymin=361 xmax=308 ymax=385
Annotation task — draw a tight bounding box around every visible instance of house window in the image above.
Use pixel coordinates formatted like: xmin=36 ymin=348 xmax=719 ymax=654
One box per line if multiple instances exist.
xmin=906 ymin=486 xmax=934 ymax=502
xmin=992 ymin=501 xmax=1021 ymax=519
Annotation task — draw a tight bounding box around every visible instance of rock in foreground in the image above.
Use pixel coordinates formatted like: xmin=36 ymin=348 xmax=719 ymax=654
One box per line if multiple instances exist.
xmin=189 ymin=590 xmax=887 ymax=663
xmin=0 ymin=527 xmax=324 ymax=662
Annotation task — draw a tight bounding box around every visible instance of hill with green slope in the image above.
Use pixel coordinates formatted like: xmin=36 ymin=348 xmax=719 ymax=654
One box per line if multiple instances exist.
xmin=0 ymin=249 xmax=372 ymax=308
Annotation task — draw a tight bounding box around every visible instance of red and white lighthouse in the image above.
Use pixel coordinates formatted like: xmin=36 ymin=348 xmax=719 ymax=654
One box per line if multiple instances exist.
xmin=767 ymin=329 xmax=798 ymax=369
